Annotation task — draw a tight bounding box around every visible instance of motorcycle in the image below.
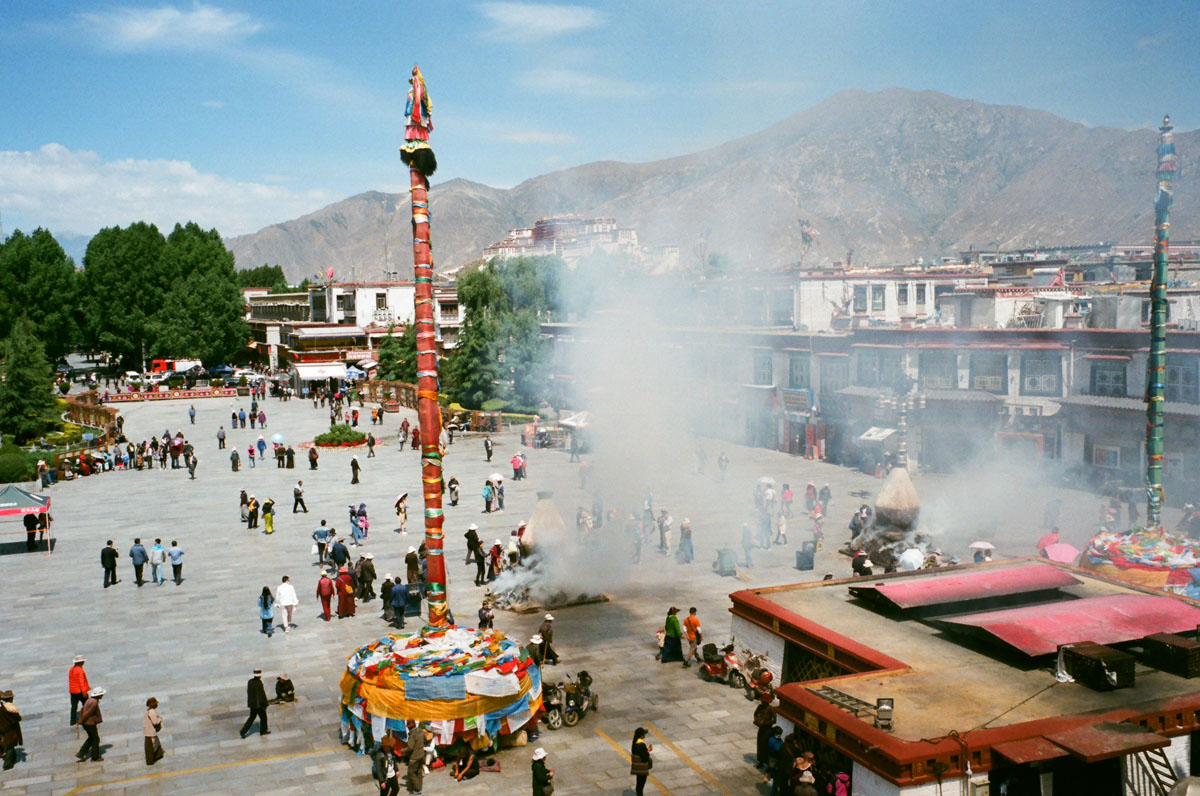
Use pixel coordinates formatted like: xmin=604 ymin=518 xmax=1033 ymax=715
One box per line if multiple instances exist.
xmin=542 ymin=681 xmax=564 ymax=730
xmin=699 ymin=642 xmax=746 ymax=689
xmin=740 ymin=649 xmax=774 ymax=702
xmin=561 ymin=671 xmax=597 ymax=727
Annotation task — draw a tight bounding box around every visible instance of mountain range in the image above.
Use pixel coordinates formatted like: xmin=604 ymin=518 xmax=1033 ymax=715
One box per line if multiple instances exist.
xmin=226 ymin=88 xmax=1199 ymax=283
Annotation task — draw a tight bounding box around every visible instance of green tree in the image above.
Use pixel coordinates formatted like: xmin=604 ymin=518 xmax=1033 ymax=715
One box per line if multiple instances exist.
xmin=0 ymin=316 xmax=57 ymax=442
xmin=376 ymin=323 xmax=418 ymax=382
xmin=237 ymin=263 xmax=290 ymax=293
xmin=0 ymin=228 xmax=78 ymax=361
xmin=80 ymin=222 xmax=167 ymax=368
xmin=150 ymin=223 xmax=249 ymax=364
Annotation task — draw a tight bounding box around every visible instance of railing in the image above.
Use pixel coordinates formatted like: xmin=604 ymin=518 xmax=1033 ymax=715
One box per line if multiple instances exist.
xmin=1124 ymin=748 xmax=1175 ymax=796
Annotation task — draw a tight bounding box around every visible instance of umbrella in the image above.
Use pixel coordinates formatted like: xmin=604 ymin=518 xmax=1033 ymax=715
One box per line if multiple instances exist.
xmin=1043 ymin=542 xmax=1080 ymax=564
xmin=489 ymin=473 xmax=503 ymax=484
xmin=757 ymin=476 xmax=776 ymax=486
xmin=271 ymin=433 xmax=285 ymax=444
xmin=345 ymin=366 xmax=366 ymax=380
xmin=897 ymin=548 xmax=924 ymax=571
xmin=967 ymin=541 xmax=995 ymax=550
xmin=395 ymin=492 xmax=408 ymax=505
xmin=1036 ymin=532 xmax=1060 ymax=551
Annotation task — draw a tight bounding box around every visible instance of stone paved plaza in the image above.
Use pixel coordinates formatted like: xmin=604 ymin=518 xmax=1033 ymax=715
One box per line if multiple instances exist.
xmin=0 ymin=394 xmax=1170 ymax=795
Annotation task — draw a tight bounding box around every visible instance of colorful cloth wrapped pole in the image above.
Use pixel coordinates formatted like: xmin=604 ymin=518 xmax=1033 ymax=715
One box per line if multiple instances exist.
xmin=339 ymin=626 xmax=542 ymax=743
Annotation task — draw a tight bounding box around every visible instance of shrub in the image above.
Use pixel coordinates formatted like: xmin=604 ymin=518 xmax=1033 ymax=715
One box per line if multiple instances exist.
xmin=57 ymin=381 xmax=71 ymax=395
xmin=0 ymin=443 xmax=34 ymax=483
xmin=314 ymin=425 xmax=367 ymax=447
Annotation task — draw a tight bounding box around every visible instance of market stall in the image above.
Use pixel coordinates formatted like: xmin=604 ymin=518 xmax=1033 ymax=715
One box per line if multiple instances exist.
xmin=0 ymin=483 xmax=52 ymax=554
xmin=339 ymin=625 xmax=542 ymax=746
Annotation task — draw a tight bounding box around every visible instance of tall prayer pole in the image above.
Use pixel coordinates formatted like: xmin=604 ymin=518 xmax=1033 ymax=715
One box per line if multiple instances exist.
xmin=400 ymin=65 xmax=448 ymax=626
xmin=1146 ymin=115 xmax=1177 ymax=528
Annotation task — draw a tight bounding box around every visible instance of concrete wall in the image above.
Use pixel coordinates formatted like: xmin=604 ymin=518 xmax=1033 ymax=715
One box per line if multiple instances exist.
xmin=852 ymin=762 xmax=990 ymax=795
xmin=729 ymin=615 xmax=785 ymax=684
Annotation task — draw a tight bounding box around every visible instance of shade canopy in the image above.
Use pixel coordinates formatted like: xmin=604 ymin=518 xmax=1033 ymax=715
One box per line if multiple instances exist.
xmin=0 ymin=483 xmax=50 ymax=517
xmin=293 ymin=363 xmax=348 ymax=381
xmin=559 ymin=411 xmax=591 ymax=429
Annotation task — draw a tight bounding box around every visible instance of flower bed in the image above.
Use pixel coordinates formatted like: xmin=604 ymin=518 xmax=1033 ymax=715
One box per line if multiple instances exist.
xmin=313 ymin=425 xmax=367 ymax=448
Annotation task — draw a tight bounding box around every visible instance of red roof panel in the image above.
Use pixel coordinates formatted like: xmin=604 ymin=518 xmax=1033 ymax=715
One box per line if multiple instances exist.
xmin=1045 ymin=722 xmax=1169 ymax=763
xmin=934 ymin=594 xmax=1200 ymax=657
xmin=849 ymin=564 xmax=1080 ymax=609
xmin=992 ymin=737 xmax=1071 ymax=764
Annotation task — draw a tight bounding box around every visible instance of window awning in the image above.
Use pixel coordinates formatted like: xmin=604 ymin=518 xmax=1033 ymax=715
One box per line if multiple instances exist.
xmin=293 ymin=363 xmax=348 ymax=381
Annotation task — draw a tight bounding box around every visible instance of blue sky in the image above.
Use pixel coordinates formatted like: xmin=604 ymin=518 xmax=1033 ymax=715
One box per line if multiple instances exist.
xmin=1 ymin=0 xmax=1197 ymax=243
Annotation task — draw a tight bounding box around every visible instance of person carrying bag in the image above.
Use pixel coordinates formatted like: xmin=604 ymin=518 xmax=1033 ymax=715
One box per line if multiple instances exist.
xmin=144 ymin=698 xmax=164 ymax=766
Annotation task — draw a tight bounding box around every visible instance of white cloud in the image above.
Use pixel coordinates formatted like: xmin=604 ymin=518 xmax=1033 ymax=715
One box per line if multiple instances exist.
xmin=518 ymin=67 xmax=651 ymax=99
xmin=78 ymin=3 xmax=261 ymax=50
xmin=477 ymin=2 xmax=603 ymax=41
xmin=0 ymin=143 xmax=329 ymax=238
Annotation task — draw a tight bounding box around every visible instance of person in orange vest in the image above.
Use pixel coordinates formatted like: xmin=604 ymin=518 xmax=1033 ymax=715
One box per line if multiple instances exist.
xmin=68 ymin=656 xmax=90 ymax=726
xmin=682 ymin=607 xmax=702 ymax=668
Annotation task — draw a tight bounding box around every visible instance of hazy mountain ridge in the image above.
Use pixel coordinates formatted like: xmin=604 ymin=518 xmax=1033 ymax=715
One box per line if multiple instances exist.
xmin=227 ymin=88 xmax=1199 ymax=282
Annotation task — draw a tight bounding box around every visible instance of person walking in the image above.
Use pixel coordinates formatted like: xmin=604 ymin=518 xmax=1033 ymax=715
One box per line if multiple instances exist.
xmin=661 ymin=607 xmax=684 ymax=663
xmin=149 ymin=539 xmax=166 ymax=585
xmin=100 ymin=540 xmax=119 ymax=588
xmin=335 ymin=566 xmax=356 ymax=618
xmin=129 ymin=538 xmax=148 ymax=586
xmin=247 ymin=444 xmax=256 ymax=469
xmin=168 ymin=541 xmax=184 ymax=584
xmin=258 ymin=586 xmax=275 ymax=637
xmin=0 ymin=689 xmax=22 ymax=771
xmin=753 ymin=697 xmax=777 ymax=770
xmin=186 ymin=452 xmax=198 ymax=479
xmin=230 ymin=448 xmax=240 ymax=471
xmin=381 ymin=575 xmax=395 ymax=623
xmin=256 ymin=435 xmax=267 ymax=460
xmin=373 ymin=735 xmax=402 ymax=796
xmin=74 ymin=686 xmax=105 ymax=762
xmin=276 ymin=576 xmax=299 ymax=633
xmin=537 ymin=614 xmax=560 ymax=665
xmin=389 ymin=579 xmax=408 ymax=628
xmin=329 ymin=536 xmax=350 ymax=568
xmin=217 ymin=426 xmax=226 ymax=449
xmin=188 ymin=404 xmax=196 ymax=425
xmin=285 ymin=445 xmax=295 ymax=468
xmin=68 ymin=656 xmax=90 ymax=726
xmin=395 ymin=493 xmax=408 ymax=533
xmin=144 ymin=697 xmax=164 ymax=765
xmin=350 ymin=455 xmax=361 ymax=485
xmin=247 ymin=495 xmax=259 ymax=529
xmin=308 ymin=447 xmax=319 ymax=470
xmin=262 ymin=498 xmax=276 ymax=534
xmin=677 ymin=519 xmax=694 ymax=564
xmin=316 ymin=570 xmax=335 ymax=621
xmin=289 ymin=480 xmax=308 ymax=514
xmin=406 ymin=722 xmax=432 ymax=794
xmin=367 ymin=433 xmax=376 ymax=458
xmin=630 ymin=727 xmax=653 ymax=796
xmin=477 ymin=600 xmax=494 ymax=629
xmin=239 ymin=670 xmax=270 ymax=738
xmin=312 ymin=521 xmax=332 ymax=563
xmin=402 ymin=546 xmax=419 ymax=585
xmin=484 ymin=435 xmax=493 ymax=462
xmin=482 ymin=481 xmax=493 ymax=514
xmin=531 ymin=747 xmax=554 ymax=796
xmin=682 ymin=607 xmax=702 ymax=668
xmin=238 ymin=408 xmax=246 ymax=428
xmin=357 ymin=553 xmax=377 ymax=601
xmin=258 ymin=409 xmax=266 ymax=429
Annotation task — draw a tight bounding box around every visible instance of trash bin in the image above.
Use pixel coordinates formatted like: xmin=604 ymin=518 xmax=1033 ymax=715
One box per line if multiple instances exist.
xmin=796 ymin=541 xmax=816 ymax=571
xmin=715 ymin=548 xmax=738 ymax=576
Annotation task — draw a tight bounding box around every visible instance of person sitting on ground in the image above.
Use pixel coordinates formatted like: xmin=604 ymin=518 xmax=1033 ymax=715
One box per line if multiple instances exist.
xmin=453 ymin=747 xmax=480 ymax=781
xmin=274 ymin=675 xmax=295 ymax=703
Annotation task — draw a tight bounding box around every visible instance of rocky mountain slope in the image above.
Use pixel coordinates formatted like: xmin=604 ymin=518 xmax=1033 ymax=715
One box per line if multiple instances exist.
xmin=227 ymin=88 xmax=1198 ymax=282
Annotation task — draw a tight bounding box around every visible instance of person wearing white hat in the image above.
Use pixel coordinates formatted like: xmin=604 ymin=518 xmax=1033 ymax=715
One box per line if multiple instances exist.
xmin=526 ymin=635 xmax=545 ymax=666
xmin=69 ymin=655 xmax=90 ymax=726
xmin=75 ymin=687 xmax=105 ymax=761
xmin=537 ymin=614 xmax=560 ymax=665
xmin=405 ymin=546 xmax=420 ymax=584
xmin=531 ymin=747 xmax=553 ymax=794
xmin=358 ymin=553 xmax=377 ymax=601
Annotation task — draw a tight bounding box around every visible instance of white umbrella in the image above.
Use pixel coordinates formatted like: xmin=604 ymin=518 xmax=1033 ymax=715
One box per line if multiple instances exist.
xmin=967 ymin=541 xmax=995 ymax=550
xmin=897 ymin=548 xmax=925 ymax=571
xmin=757 ymin=476 xmax=776 ymax=486
xmin=489 ymin=473 xmax=503 ymax=484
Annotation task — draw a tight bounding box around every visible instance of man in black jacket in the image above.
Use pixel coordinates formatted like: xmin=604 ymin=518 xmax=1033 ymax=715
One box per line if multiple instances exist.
xmin=100 ymin=540 xmax=119 ymax=588
xmin=239 ymin=670 xmax=270 ymax=738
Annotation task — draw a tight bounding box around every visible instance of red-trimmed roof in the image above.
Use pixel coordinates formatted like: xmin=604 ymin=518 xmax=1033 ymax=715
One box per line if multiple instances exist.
xmin=933 ymin=594 xmax=1200 ymax=656
xmin=1044 ymin=722 xmax=1169 ymax=763
xmin=848 ymin=564 xmax=1080 ymax=610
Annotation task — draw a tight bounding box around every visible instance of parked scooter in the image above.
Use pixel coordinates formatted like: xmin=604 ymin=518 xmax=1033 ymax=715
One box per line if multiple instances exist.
xmin=740 ymin=649 xmax=774 ymax=702
xmin=542 ymin=681 xmax=564 ymax=730
xmin=561 ymin=671 xmax=597 ymax=727
xmin=699 ymin=642 xmax=746 ymax=689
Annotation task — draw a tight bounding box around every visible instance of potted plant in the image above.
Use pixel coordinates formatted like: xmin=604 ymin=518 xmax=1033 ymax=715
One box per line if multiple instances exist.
xmin=382 ymin=386 xmax=399 ymax=413
xmin=236 ymin=375 xmax=250 ymax=396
